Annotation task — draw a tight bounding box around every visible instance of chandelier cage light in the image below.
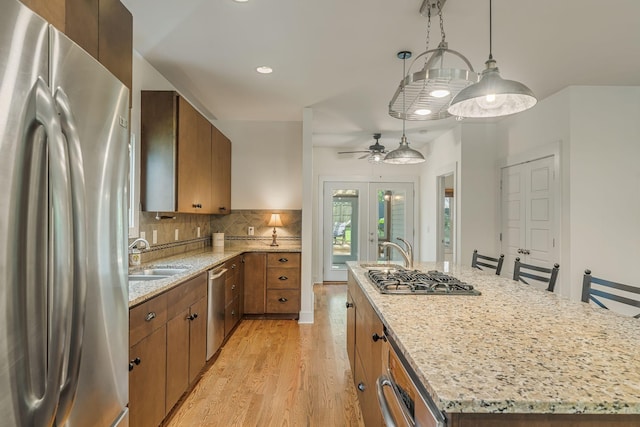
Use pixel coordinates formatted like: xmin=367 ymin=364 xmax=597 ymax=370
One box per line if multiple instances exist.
xmin=388 ymin=0 xmax=477 ymax=121
xmin=447 ymin=0 xmax=537 ymax=118
xmin=383 ymin=51 xmax=426 ymax=165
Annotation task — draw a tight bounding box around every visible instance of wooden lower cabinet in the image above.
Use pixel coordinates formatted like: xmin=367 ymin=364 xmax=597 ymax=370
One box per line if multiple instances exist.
xmin=224 ymin=255 xmax=243 ymax=335
xmin=129 ymin=273 xmax=207 ymax=427
xmin=129 ymin=326 xmax=166 ymax=427
xmin=347 ymin=270 xmax=384 ymax=427
xmin=243 ymin=252 xmax=266 ymax=314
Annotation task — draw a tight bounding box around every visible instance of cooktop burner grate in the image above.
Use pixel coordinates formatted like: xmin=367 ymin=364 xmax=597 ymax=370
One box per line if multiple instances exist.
xmin=366 ymin=269 xmax=480 ymax=295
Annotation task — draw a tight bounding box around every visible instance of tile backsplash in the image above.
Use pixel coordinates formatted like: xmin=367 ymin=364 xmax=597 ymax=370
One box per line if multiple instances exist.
xmin=132 ymin=209 xmax=301 ymax=264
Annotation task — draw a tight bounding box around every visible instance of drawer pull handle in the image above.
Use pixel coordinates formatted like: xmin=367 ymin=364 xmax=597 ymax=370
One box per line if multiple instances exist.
xmin=145 ymin=312 xmax=156 ymax=322
xmin=219 ymin=207 xmax=227 ymax=211
xmin=345 ymin=302 xmax=354 ymax=308
xmin=278 ymin=276 xmax=288 ymax=281
xmin=278 ymin=258 xmax=288 ymax=263
xmin=192 ymin=203 xmax=202 ymax=209
xmin=278 ymin=297 xmax=288 ymax=303
xmin=187 ymin=313 xmax=198 ymax=321
xmin=231 ymin=263 xmax=236 ymax=269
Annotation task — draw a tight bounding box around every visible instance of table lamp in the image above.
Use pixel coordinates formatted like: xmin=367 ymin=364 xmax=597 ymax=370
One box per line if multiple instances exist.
xmin=268 ymin=213 xmax=283 ymax=246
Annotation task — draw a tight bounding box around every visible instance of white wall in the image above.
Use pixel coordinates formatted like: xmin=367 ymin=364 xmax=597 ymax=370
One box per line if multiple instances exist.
xmin=214 ymin=120 xmax=303 ymax=209
xmin=459 ymin=123 xmax=499 ymax=267
xmin=418 ymin=128 xmax=460 ymax=262
xmin=567 ymin=87 xmax=640 ymax=301
xmin=497 ymin=86 xmax=640 ymax=300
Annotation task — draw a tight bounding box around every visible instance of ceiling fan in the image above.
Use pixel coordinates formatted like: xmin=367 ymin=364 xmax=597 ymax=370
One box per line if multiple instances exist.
xmin=338 ymin=133 xmax=387 ymax=162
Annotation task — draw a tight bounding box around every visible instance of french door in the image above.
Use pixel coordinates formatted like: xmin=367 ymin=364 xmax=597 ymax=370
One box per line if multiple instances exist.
xmin=323 ymin=181 xmax=414 ymax=282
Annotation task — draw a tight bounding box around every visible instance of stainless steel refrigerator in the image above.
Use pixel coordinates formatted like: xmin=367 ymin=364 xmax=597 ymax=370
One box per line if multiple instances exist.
xmin=0 ymin=0 xmax=130 ymax=425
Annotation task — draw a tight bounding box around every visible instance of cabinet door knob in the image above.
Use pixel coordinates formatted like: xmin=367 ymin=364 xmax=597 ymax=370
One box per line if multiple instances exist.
xmin=231 ymin=284 xmax=236 ymax=290
xmin=278 ymin=258 xmax=288 ymax=263
xmin=231 ymin=310 xmax=236 ymax=316
xmin=345 ymin=302 xmax=354 ymax=309
xmin=278 ymin=297 xmax=288 ymax=303
xmin=129 ymin=357 xmax=141 ymax=371
xmin=187 ymin=313 xmax=199 ymax=321
xmin=372 ymin=333 xmax=387 ymax=343
xmin=357 ymin=382 xmax=366 ymax=392
xmin=145 ymin=312 xmax=156 ymax=322
xmin=278 ymin=276 xmax=288 ymax=281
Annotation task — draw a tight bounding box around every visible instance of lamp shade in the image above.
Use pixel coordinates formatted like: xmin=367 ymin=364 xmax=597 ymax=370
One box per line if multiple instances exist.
xmin=267 ymin=213 xmax=283 ymax=227
xmin=383 ymin=136 xmax=425 ymax=165
xmin=447 ymin=59 xmax=537 ymax=118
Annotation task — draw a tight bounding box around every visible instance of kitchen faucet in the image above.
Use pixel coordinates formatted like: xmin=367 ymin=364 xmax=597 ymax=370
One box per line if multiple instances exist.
xmin=128 ymin=238 xmax=150 ymax=266
xmin=380 ymin=237 xmax=413 ymax=269
xmin=128 ymin=238 xmax=150 ymax=251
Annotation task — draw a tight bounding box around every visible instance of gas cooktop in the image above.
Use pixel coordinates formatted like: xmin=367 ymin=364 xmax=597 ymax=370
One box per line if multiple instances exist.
xmin=366 ymin=269 xmax=481 ymax=295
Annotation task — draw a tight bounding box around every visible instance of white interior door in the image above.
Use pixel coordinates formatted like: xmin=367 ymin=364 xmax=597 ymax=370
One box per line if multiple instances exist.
xmin=501 ymin=156 xmax=556 ymax=287
xmin=368 ymin=183 xmax=414 ymax=264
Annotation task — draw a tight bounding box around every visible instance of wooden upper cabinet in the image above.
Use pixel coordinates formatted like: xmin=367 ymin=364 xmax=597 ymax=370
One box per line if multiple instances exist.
xmin=20 ymin=0 xmax=131 ymax=91
xmin=141 ymin=91 xmax=216 ymax=214
xmin=98 ymin=0 xmax=132 ymax=90
xmin=177 ymin=97 xmax=212 ymax=213
xmin=211 ymin=125 xmax=232 ymax=214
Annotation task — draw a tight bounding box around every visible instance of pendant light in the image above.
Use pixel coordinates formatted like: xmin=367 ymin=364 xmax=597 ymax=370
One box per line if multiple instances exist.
xmin=447 ymin=0 xmax=537 ymax=118
xmin=389 ymin=0 xmax=477 ymax=121
xmin=384 ymin=51 xmax=426 ymax=165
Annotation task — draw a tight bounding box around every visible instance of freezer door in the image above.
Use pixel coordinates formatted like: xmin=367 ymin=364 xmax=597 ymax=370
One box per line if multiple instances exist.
xmin=49 ymin=28 xmax=130 ymax=427
xmin=0 ymin=1 xmax=55 ymax=426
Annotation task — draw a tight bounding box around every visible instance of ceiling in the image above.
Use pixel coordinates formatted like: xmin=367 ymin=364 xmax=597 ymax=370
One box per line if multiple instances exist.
xmin=122 ymin=0 xmax=640 ymax=151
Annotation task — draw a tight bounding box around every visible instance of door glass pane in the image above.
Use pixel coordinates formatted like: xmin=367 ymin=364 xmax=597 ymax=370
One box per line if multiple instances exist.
xmin=331 ymin=190 xmax=358 ymax=270
xmin=376 ymin=189 xmax=407 ymax=262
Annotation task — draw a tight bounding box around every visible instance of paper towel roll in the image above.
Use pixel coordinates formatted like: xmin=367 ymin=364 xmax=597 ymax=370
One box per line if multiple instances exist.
xmin=213 ymin=233 xmax=225 ymax=247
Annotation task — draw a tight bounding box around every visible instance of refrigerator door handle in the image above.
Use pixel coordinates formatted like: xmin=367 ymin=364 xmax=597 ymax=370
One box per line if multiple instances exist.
xmin=52 ymin=88 xmax=89 ymax=424
xmin=12 ymin=77 xmax=73 ymax=426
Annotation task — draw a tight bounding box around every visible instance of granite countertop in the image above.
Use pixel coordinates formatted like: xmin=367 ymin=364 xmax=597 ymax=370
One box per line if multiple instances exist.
xmin=128 ymin=243 xmax=301 ymax=307
xmin=347 ymin=261 xmax=640 ymax=415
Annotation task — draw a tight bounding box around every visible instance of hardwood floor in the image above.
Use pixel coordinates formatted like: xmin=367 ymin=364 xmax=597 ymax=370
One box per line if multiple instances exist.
xmin=165 ymin=284 xmax=365 ymax=427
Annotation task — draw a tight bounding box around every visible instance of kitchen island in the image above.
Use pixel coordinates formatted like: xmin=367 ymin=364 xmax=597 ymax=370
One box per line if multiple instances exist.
xmin=347 ymin=261 xmax=640 ymax=425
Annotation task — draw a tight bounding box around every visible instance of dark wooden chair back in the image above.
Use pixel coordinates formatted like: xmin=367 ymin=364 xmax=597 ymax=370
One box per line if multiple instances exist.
xmin=581 ymin=270 xmax=640 ymax=318
xmin=471 ymin=250 xmax=504 ymax=275
xmin=513 ymin=257 xmax=559 ymax=292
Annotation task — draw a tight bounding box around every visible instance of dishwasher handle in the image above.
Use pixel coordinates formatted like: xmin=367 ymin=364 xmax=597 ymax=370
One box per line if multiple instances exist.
xmin=208 ymin=267 xmax=227 ymax=280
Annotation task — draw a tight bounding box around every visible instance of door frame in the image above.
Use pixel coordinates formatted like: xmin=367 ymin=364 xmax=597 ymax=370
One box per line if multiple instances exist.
xmin=436 ymin=171 xmax=456 ymax=263
xmin=318 ymin=175 xmax=420 ymax=282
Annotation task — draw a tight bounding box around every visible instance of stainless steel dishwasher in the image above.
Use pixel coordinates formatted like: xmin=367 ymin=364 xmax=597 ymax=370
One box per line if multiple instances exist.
xmin=207 ymin=266 xmax=227 ymax=360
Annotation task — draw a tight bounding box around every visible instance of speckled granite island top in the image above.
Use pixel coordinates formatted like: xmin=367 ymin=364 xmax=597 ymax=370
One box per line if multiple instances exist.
xmin=128 ymin=243 xmax=301 ymax=307
xmin=347 ymin=261 xmax=640 ymax=415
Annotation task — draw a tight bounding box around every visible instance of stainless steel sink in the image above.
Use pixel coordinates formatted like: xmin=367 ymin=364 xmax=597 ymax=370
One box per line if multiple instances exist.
xmin=359 ymin=263 xmax=405 ymax=271
xmin=128 ymin=266 xmax=190 ymax=282
xmin=128 ymin=274 xmax=170 ymax=281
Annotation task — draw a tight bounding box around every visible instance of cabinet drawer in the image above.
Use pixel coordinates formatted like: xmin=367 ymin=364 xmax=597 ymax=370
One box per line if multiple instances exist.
xmin=224 ymin=297 xmax=240 ymax=336
xmin=225 ymin=274 xmax=241 ymax=305
xmin=266 ymin=289 xmax=300 ymax=313
xmin=266 ymin=267 xmax=300 ymax=290
xmin=166 ymin=273 xmax=207 ymax=320
xmin=130 ymin=293 xmax=168 ymax=347
xmin=267 ymin=252 xmax=300 ymax=268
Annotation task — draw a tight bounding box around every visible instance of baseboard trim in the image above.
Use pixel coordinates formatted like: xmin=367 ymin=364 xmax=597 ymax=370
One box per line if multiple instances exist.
xmin=298 ymin=310 xmax=314 ymax=324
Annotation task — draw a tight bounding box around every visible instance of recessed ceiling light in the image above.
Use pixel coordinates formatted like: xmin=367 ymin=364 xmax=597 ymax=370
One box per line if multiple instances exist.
xmin=415 ymin=109 xmax=432 ymax=116
xmin=256 ymin=66 xmax=273 ymax=74
xmin=233 ymin=0 xmax=249 ymax=3
xmin=430 ymin=89 xmax=450 ymax=98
